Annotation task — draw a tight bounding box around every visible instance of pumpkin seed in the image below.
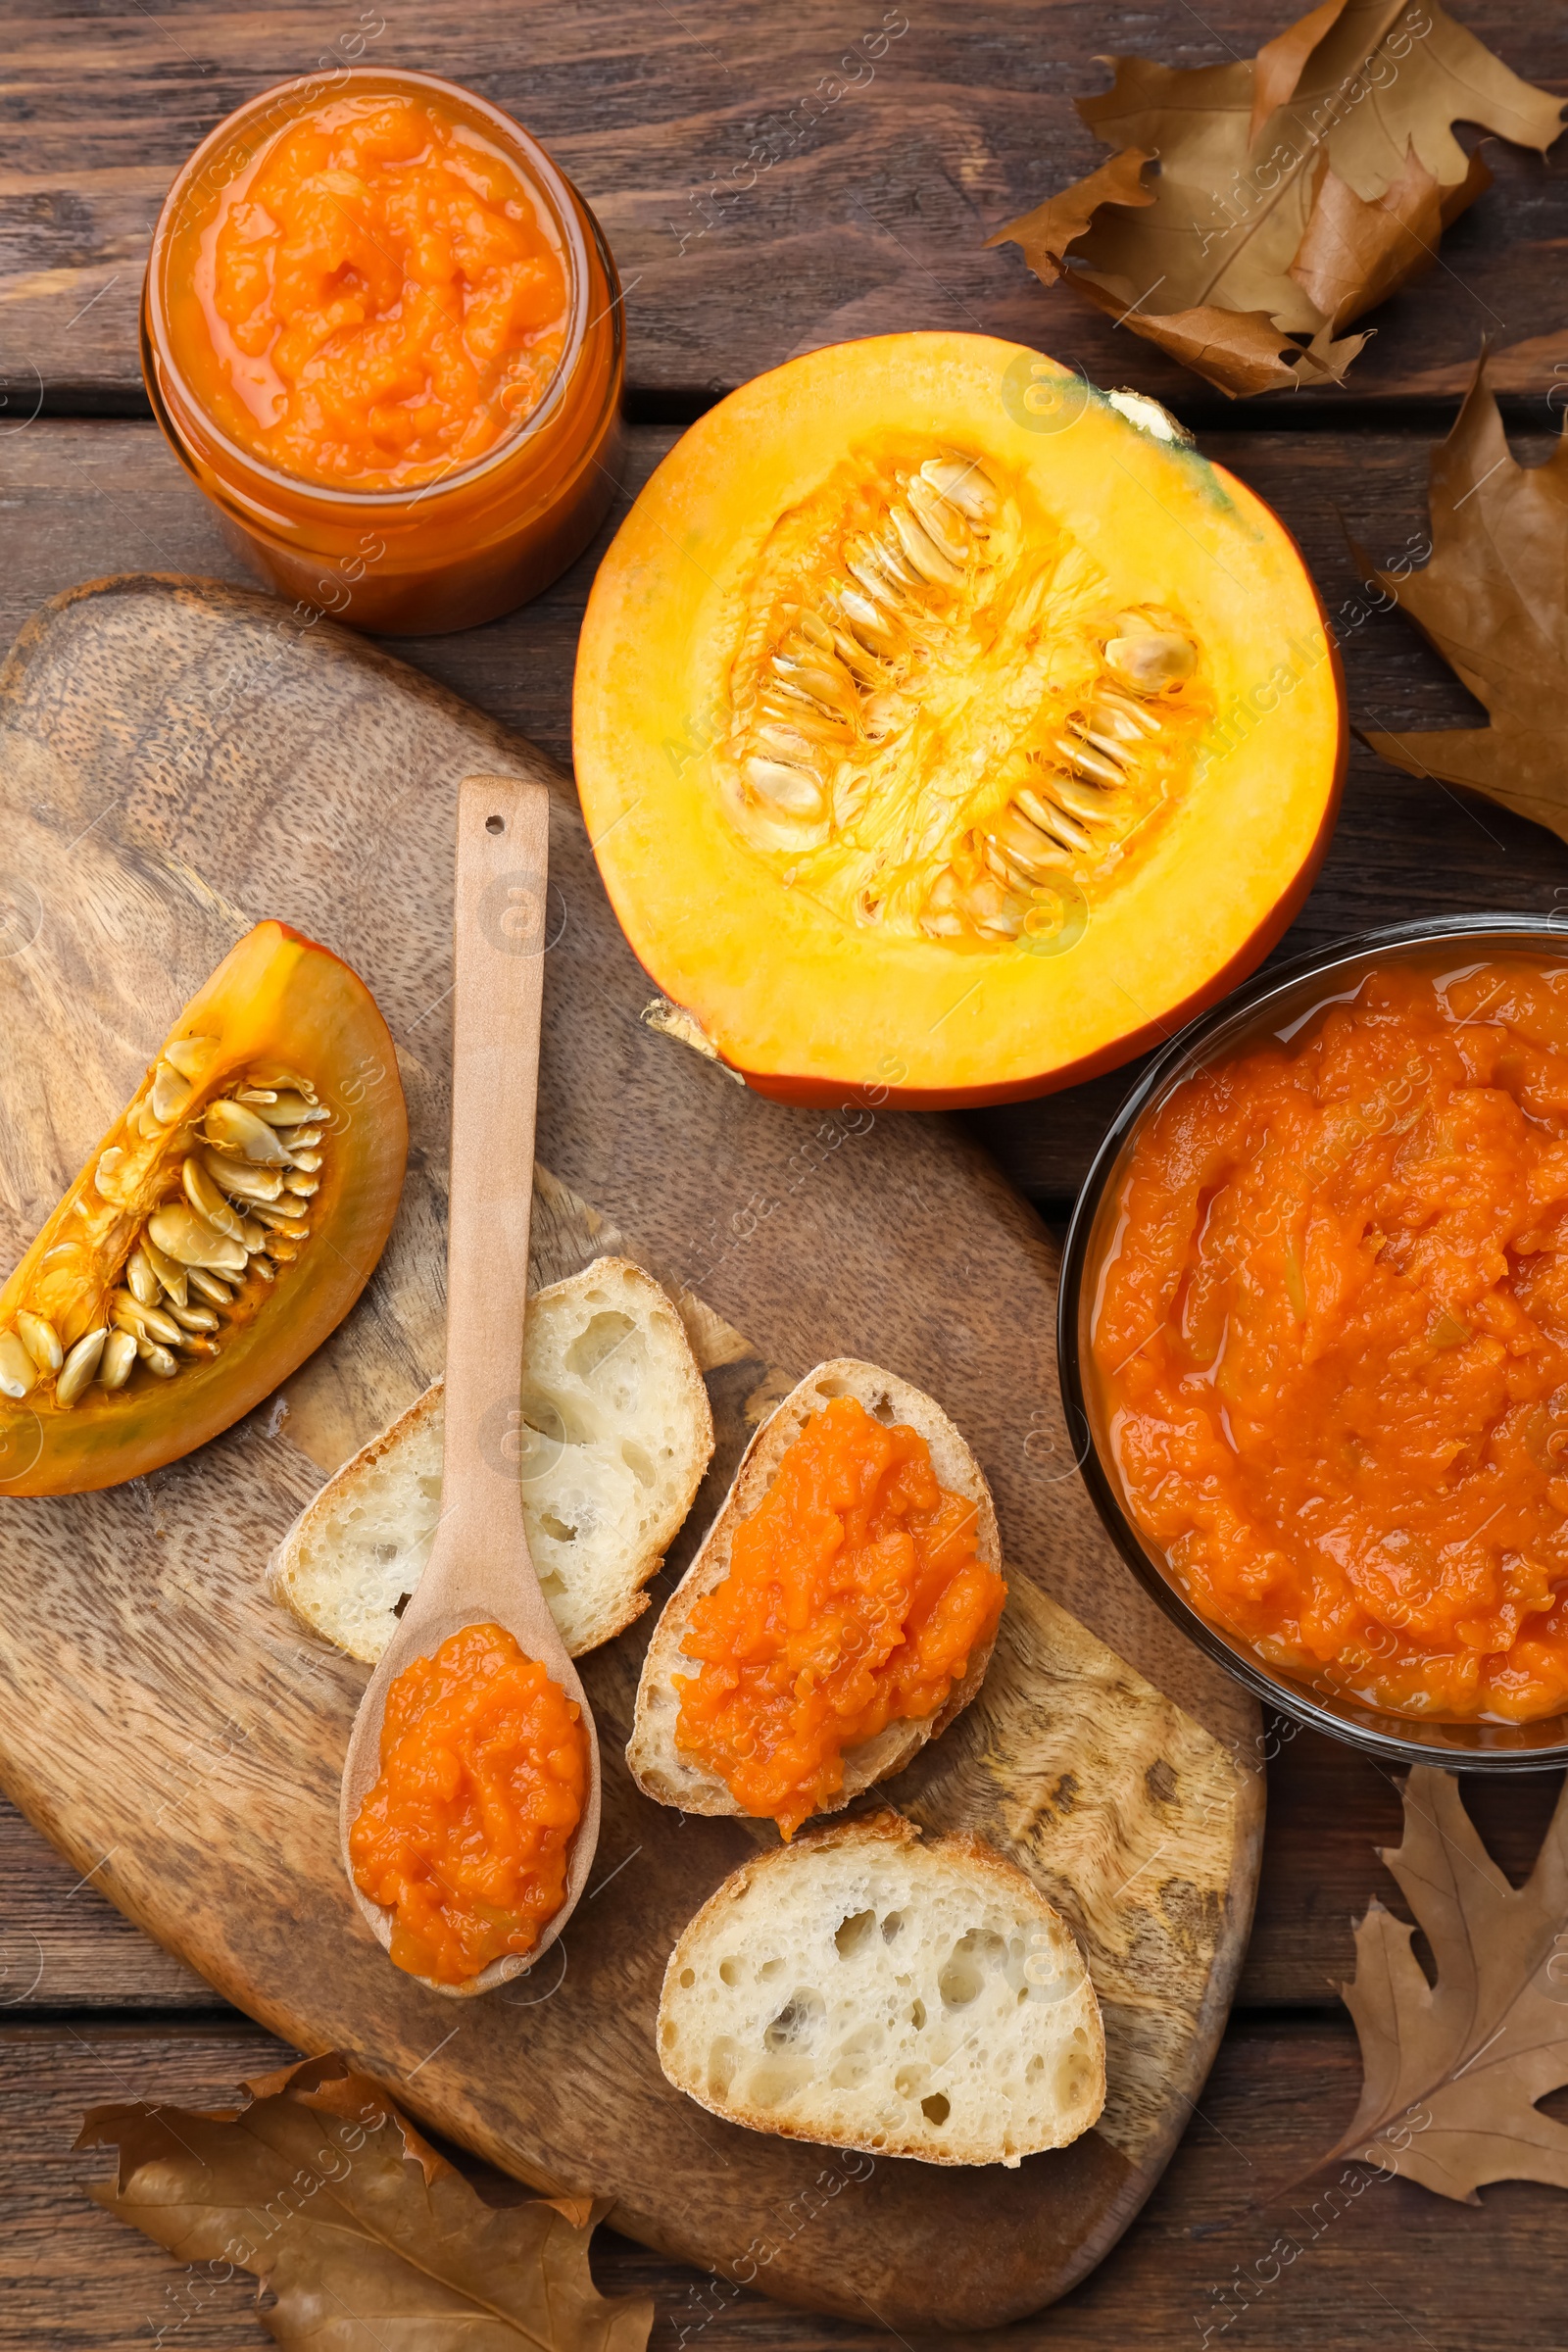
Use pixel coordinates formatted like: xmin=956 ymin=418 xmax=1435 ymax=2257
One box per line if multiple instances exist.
xmin=150 ymin=1059 xmax=194 ymax=1123
xmin=166 ymin=1300 xmax=220 ymax=1334
xmin=56 ymin=1329 xmax=108 ymax=1406
xmin=202 ymin=1149 xmax=284 ymax=1204
xmin=16 ymin=1311 xmax=62 ymax=1375
xmin=205 ymin=1100 xmax=290 ymax=1164
xmin=242 ymin=1066 xmax=317 ymax=1102
xmin=906 ymin=472 xmax=973 ymax=564
xmin=889 ymin=500 xmax=962 ymax=586
xmin=1104 ymin=630 xmax=1197 ymax=694
xmin=141 ymin=1237 xmax=189 ymax=1308
xmin=0 ymin=1331 xmax=38 ymax=1398
xmin=239 ymin=1091 xmax=315 ymax=1127
xmin=163 ymin=1035 xmax=220 ymax=1081
xmin=186 ymin=1267 xmax=234 ymax=1306
xmin=124 ymin=1247 xmax=161 ymax=1308
xmin=112 ymin=1291 xmax=183 ymax=1346
xmin=95 ymin=1147 xmax=130 ymax=1200
xmin=1054 ymin=735 xmax=1127 ymax=792
xmin=147 ymin=1203 xmax=248 ymax=1274
xmin=281 ymin=1171 xmax=318 ymax=1196
xmin=746 ymin=759 xmax=827 ymax=819
xmin=98 ymin=1329 xmax=138 ymax=1390
xmin=136 ymin=1338 xmax=179 ymax=1379
xmin=250 ymin=1200 xmax=309 ymax=1234
xmin=182 ymin=1154 xmax=254 ymax=1241
xmin=920 ymin=453 xmax=996 ymax=524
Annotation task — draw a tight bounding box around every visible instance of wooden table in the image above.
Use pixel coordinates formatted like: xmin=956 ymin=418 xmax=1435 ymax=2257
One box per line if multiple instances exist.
xmin=4 ymin=3 xmax=1568 ymax=2343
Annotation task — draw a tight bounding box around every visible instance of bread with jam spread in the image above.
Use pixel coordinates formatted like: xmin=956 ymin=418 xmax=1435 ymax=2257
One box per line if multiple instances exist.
xmin=627 ymin=1358 xmax=1004 ymax=1822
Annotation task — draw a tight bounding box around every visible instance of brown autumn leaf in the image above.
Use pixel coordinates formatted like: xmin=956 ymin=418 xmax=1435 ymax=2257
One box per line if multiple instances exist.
xmin=1358 ymin=349 xmax=1568 ymax=842
xmin=1322 ymin=1766 xmax=1568 ymax=2198
xmin=987 ymin=0 xmax=1564 ymax=398
xmin=75 ymin=2050 xmax=655 ymax=2350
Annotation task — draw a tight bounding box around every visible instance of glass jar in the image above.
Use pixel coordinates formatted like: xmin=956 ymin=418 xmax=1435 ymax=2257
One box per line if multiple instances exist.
xmin=141 ymin=68 xmax=624 ymax=635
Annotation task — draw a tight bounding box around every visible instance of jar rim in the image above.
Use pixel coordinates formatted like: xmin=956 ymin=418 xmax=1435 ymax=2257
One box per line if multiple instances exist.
xmin=144 ymin=65 xmax=601 ymax=510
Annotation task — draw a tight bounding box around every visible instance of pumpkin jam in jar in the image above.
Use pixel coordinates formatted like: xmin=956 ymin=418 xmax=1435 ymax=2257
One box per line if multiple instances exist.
xmin=349 ymin=1621 xmax=588 ymax=1984
xmin=185 ymin=90 xmax=569 ymax=490
xmin=143 ymin=69 xmax=622 ymax=632
xmin=1093 ymin=958 xmax=1568 ymax=1723
xmin=674 ymin=1395 xmax=1006 ymax=1836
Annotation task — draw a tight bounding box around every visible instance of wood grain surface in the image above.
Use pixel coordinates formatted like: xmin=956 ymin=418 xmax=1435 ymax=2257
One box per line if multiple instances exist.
xmin=0 ymin=574 xmax=1262 ymax=2331
xmin=1 ymin=1 xmax=1563 ymax=416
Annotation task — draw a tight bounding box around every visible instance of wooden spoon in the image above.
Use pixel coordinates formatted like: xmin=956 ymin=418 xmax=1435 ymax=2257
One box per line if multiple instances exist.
xmin=339 ymin=773 xmax=601 ymax=1998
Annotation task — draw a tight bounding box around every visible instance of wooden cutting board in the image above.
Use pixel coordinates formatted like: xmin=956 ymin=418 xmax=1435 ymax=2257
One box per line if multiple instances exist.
xmin=0 ymin=576 xmax=1262 ymax=2334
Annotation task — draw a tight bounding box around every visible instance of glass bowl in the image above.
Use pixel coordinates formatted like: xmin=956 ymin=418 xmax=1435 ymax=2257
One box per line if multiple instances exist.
xmin=1058 ymin=913 xmax=1568 ymax=1772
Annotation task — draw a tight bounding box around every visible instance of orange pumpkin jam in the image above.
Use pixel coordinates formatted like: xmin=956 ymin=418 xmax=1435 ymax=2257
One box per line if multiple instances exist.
xmin=1094 ymin=957 xmax=1568 ymax=1724
xmin=188 ymin=91 xmax=570 ymax=489
xmin=674 ymin=1395 xmax=1006 ymax=1836
xmin=348 ymin=1621 xmax=587 ymax=1984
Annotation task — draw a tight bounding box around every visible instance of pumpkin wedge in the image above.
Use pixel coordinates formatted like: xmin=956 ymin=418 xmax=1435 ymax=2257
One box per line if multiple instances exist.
xmin=573 ymin=333 xmax=1346 ymax=1108
xmin=0 ymin=922 xmax=407 ymax=1496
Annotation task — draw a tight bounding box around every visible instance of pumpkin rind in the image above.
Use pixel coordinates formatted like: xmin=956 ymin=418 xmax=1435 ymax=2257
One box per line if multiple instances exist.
xmin=573 ymin=333 xmax=1347 ymax=1108
xmin=0 ymin=922 xmax=408 ymax=1496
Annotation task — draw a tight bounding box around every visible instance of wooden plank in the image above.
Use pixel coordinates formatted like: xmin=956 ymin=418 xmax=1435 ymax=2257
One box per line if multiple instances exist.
xmin=0 ymin=1 xmax=1563 ymax=412
xmin=13 ymin=2010 xmax=1568 ymax=2349
xmin=0 ymin=573 xmax=1261 ymax=2331
xmin=0 ymin=1795 xmax=211 ymax=2010
xmin=6 ymin=416 xmax=1568 ymax=1213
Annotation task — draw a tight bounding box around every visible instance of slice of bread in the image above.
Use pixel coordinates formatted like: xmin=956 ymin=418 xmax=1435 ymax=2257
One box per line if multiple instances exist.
xmin=268 ymin=1256 xmax=714 ymax=1662
xmin=657 ymin=1810 xmax=1105 ymax=2167
xmin=627 ymin=1357 xmax=1003 ymax=1822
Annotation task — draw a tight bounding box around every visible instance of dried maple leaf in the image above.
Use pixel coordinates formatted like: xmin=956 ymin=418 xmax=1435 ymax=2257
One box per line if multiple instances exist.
xmin=988 ymin=0 xmax=1563 ymax=398
xmin=1324 ymin=1766 xmax=1568 ymax=2198
xmin=1358 ymin=350 xmax=1568 ymax=841
xmin=75 ymin=2050 xmax=655 ymax=2350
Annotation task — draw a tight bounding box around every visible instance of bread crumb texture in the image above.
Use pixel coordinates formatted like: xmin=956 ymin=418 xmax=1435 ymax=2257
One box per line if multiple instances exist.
xmin=658 ymin=1814 xmax=1104 ymax=2168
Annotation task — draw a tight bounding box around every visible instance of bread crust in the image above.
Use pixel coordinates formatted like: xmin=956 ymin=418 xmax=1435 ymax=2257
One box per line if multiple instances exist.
xmin=657 ymin=1808 xmax=1106 ymax=2166
xmin=627 ymin=1358 xmax=1004 ymax=1821
xmin=268 ymin=1255 xmax=713 ymax=1662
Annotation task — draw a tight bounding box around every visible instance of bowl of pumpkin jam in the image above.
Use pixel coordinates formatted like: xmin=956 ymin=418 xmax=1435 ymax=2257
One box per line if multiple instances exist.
xmin=142 ymin=69 xmax=623 ymax=633
xmin=1060 ymin=918 xmax=1568 ymax=1768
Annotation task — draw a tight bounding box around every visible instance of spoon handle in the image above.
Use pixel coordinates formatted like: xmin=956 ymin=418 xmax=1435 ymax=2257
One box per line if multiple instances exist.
xmin=432 ymin=773 xmax=553 ymax=1621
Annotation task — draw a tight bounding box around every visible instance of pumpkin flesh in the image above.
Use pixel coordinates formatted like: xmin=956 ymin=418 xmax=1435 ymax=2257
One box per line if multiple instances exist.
xmin=0 ymin=921 xmax=407 ymax=1496
xmin=573 ymin=334 xmax=1346 ymax=1107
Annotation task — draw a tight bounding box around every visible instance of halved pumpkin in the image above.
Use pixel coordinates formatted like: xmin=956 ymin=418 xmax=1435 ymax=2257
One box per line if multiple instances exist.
xmin=573 ymin=333 xmax=1346 ymax=1108
xmin=0 ymin=922 xmax=407 ymax=1496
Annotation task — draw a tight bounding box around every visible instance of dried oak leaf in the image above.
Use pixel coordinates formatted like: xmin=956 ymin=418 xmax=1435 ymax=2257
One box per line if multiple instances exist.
xmin=1358 ymin=350 xmax=1568 ymax=842
xmin=75 ymin=2050 xmax=655 ymax=2350
xmin=1324 ymin=1766 xmax=1568 ymax=2198
xmin=988 ymin=0 xmax=1563 ymax=398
